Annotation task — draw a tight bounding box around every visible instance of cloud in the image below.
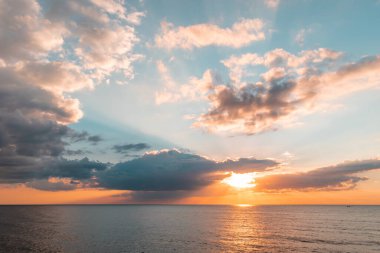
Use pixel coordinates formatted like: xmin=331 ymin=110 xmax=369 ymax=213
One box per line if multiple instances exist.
xmin=87 ymin=135 xmax=103 ymax=145
xmin=126 ymin=11 xmax=145 ymax=25
xmin=265 ymin=0 xmax=280 ymax=9
xmin=67 ymin=131 xmax=102 ymax=145
xmin=18 ymin=61 xmax=94 ymax=94
xmin=108 ymin=157 xmax=380 ymax=200
xmin=112 ymin=143 xmax=150 ymax=154
xmin=0 ymin=0 xmax=143 ymax=127
xmin=89 ymin=0 xmax=128 ymax=20
xmin=0 ymin=67 xmax=82 ymax=124
xmin=0 ymin=0 xmax=67 ymax=63
xmin=26 ymin=178 xmax=78 ymax=191
xmin=294 ymin=28 xmax=312 ymax=46
xmin=0 ymin=154 xmax=106 ymax=184
xmin=97 ymin=149 xmax=277 ymax=191
xmin=0 ymin=0 xmax=142 ymax=77
xmin=44 ymin=0 xmax=142 ymax=80
xmin=255 ymin=159 xmax=380 ymax=191
xmin=64 ymin=149 xmax=91 ymax=156
xmin=155 ymin=19 xmax=266 ymax=49
xmin=156 ymin=60 xmax=176 ymax=89
xmin=0 ymin=67 xmax=84 ymax=175
xmin=74 ymin=26 xmax=141 ymax=80
xmin=0 ymin=0 xmax=141 ymax=186
xmin=192 ymin=49 xmax=380 ymax=135
xmin=38 ymin=157 xmax=107 ymax=180
xmin=221 ymin=48 xmax=342 ymax=83
xmin=155 ymin=61 xmax=219 ymax=104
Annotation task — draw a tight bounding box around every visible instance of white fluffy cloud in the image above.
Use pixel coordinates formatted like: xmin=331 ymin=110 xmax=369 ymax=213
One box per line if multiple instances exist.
xmin=0 ymin=0 xmax=144 ymax=122
xmin=18 ymin=62 xmax=94 ymax=94
xmin=0 ymin=0 xmax=67 ymax=63
xmin=155 ymin=61 xmax=218 ymax=105
xmin=155 ymin=19 xmax=266 ymax=49
xmin=222 ymin=48 xmax=343 ymax=84
xmin=44 ymin=0 xmax=143 ymax=81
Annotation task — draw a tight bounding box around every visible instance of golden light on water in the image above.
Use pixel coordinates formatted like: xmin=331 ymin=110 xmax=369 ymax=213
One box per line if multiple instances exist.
xmin=222 ymin=172 xmax=256 ymax=189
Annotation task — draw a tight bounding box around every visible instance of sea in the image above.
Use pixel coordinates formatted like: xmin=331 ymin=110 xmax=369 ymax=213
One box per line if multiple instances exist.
xmin=0 ymin=205 xmax=379 ymax=253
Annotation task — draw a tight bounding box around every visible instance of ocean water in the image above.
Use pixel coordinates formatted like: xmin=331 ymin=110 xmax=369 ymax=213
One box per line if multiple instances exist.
xmin=0 ymin=205 xmax=379 ymax=253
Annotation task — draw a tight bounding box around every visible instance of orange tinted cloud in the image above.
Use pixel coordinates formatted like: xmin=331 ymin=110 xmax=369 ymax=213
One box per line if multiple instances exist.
xmin=155 ymin=19 xmax=266 ymax=49
xmin=194 ymin=51 xmax=380 ymax=135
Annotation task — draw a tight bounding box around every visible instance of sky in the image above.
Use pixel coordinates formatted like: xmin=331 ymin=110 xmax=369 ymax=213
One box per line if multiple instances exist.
xmin=0 ymin=0 xmax=380 ymax=205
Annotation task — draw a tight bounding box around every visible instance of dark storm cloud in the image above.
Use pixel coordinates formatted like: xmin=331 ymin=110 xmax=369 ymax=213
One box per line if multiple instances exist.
xmin=0 ymin=68 xmax=107 ymax=184
xmin=97 ymin=149 xmax=277 ymax=191
xmin=0 ymin=156 xmax=107 ymax=185
xmin=38 ymin=158 xmax=108 ymax=180
xmin=0 ymin=112 xmax=69 ymax=157
xmin=255 ymin=159 xmax=380 ymax=191
xmin=112 ymin=143 xmax=150 ymax=154
xmin=0 ymin=156 xmax=44 ymax=184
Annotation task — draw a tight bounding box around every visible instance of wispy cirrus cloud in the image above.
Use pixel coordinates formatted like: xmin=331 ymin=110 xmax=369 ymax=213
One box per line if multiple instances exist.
xmin=155 ymin=19 xmax=266 ymax=50
xmin=294 ymin=28 xmax=312 ymax=46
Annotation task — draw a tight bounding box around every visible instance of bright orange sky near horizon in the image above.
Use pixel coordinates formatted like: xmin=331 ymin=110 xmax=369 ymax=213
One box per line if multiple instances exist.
xmin=1 ymin=175 xmax=380 ymax=205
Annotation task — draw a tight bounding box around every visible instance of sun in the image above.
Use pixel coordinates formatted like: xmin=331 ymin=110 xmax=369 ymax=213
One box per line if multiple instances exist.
xmin=222 ymin=172 xmax=256 ymax=189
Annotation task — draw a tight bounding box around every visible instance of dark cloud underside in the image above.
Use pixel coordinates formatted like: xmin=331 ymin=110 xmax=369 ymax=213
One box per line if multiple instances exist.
xmin=255 ymin=159 xmax=380 ymax=191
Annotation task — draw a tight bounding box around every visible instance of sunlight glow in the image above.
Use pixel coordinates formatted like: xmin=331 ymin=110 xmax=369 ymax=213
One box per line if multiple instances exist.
xmin=236 ymin=204 xmax=253 ymax=207
xmin=222 ymin=172 xmax=256 ymax=189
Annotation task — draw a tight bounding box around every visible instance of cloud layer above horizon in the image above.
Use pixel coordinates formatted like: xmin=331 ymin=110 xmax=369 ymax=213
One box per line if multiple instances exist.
xmin=1 ymin=0 xmax=380 ymax=203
